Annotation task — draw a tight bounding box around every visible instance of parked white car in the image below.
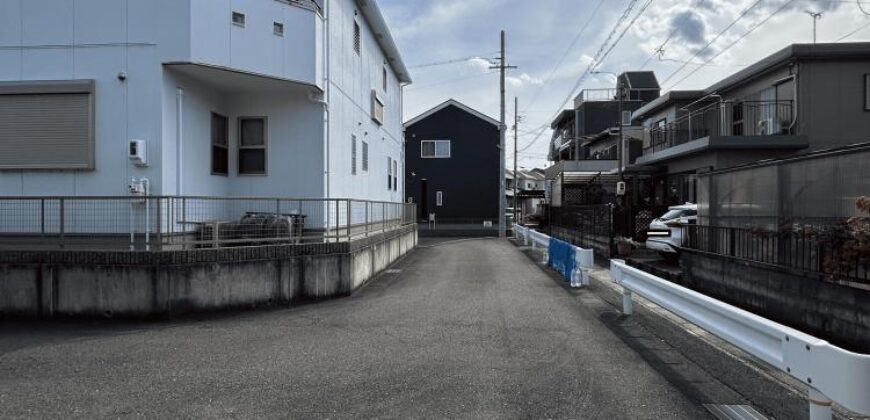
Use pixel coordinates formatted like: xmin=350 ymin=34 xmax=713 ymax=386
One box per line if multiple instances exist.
xmin=645 ymin=204 xmax=698 ymax=259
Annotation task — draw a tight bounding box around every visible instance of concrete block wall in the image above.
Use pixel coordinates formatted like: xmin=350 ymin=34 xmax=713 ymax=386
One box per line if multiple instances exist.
xmin=681 ymin=250 xmax=870 ymax=353
xmin=0 ymin=226 xmax=416 ymax=319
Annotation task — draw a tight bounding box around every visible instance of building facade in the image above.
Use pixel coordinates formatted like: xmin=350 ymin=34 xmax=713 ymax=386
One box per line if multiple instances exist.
xmin=404 ymin=99 xmax=501 ymax=224
xmin=630 ymin=42 xmax=870 ymax=208
xmin=0 ymin=0 xmax=409 ymax=203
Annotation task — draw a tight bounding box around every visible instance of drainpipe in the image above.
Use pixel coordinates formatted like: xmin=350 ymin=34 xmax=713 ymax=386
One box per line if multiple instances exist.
xmin=322 ymin=2 xmax=330 ymax=200
xmin=175 ymin=88 xmax=184 ymax=196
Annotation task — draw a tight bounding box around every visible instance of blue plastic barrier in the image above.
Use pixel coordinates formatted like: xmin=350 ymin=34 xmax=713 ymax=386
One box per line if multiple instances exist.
xmin=548 ymin=237 xmax=576 ymax=282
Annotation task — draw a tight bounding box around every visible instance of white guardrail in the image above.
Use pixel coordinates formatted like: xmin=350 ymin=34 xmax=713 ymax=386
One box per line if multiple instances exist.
xmin=513 ymin=224 xmax=594 ymax=288
xmin=610 ymin=259 xmax=870 ymax=420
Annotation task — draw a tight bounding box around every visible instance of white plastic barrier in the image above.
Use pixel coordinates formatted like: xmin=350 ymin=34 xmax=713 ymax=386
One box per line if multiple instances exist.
xmin=610 ymin=259 xmax=870 ymax=420
xmin=513 ymin=224 xmax=594 ymax=288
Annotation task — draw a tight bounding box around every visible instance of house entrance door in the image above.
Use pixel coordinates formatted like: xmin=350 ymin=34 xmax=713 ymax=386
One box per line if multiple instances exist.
xmin=419 ymin=179 xmax=429 ymax=221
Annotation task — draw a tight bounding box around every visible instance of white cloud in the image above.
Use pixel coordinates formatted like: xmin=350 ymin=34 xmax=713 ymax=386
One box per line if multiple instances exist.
xmin=380 ymin=0 xmax=870 ymax=169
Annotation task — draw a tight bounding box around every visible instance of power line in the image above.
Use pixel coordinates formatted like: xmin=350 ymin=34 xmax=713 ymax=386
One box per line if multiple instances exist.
xmin=406 ymin=71 xmax=497 ymax=90
xmin=859 ymin=0 xmax=870 ymax=15
xmin=667 ymin=0 xmax=796 ymax=90
xmin=518 ymin=0 xmax=652 ymax=154
xmin=521 ymin=0 xmax=607 ymax=114
xmin=659 ymin=0 xmax=766 ymax=87
xmin=837 ymin=20 xmax=870 ymax=41
xmin=408 ymin=54 xmax=496 ymax=69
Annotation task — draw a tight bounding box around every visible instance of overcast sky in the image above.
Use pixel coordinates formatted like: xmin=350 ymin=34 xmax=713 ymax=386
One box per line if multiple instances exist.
xmin=379 ymin=0 xmax=870 ymax=168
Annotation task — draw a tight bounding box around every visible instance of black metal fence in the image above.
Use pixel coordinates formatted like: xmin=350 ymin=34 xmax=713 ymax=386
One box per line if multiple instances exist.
xmin=684 ymin=225 xmax=870 ymax=284
xmin=548 ymin=205 xmax=614 ymax=257
xmin=0 ymin=196 xmax=416 ymax=251
xmin=647 ymin=100 xmax=794 ymax=154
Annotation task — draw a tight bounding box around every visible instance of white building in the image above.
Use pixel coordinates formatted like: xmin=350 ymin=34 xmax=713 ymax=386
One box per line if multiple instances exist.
xmin=0 ymin=0 xmax=410 ymax=202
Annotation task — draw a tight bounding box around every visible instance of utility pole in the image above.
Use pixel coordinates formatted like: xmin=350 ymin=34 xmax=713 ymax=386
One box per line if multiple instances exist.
xmin=490 ymin=30 xmax=517 ymax=237
xmin=513 ymin=97 xmax=519 ymax=226
xmin=805 ymin=11 xmax=822 ymax=43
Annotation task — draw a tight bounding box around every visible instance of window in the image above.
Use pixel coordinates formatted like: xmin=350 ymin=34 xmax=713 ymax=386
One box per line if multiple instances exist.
xmin=211 ymin=113 xmax=228 ymax=175
xmin=351 ymin=135 xmax=357 ymax=175
xmin=436 ymin=191 xmax=443 ymax=207
xmin=371 ymin=91 xmax=384 ymax=125
xmin=383 ymin=67 xmax=388 ymax=92
xmin=238 ymin=117 xmax=267 ymax=175
xmin=353 ymin=21 xmax=361 ymax=55
xmin=362 ymin=141 xmax=369 ymax=171
xmin=392 ymin=159 xmax=398 ymax=191
xmin=0 ymin=80 xmax=95 ymax=170
xmin=232 ymin=12 xmax=245 ymax=27
xmin=420 ymin=140 xmax=451 ymax=158
xmin=865 ymin=74 xmax=870 ymax=111
xmin=387 ymin=157 xmax=392 ymax=190
xmin=273 ymin=22 xmax=284 ymax=36
xmin=621 ymin=110 xmax=632 ymax=126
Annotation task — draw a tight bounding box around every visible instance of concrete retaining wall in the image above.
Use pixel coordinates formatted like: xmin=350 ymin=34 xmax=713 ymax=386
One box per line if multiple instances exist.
xmin=681 ymin=250 xmax=870 ymax=353
xmin=0 ymin=226 xmax=417 ymax=319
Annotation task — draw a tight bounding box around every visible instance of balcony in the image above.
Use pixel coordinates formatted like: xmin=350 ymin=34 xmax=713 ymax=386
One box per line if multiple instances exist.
xmin=577 ymin=88 xmax=619 ymax=102
xmin=646 ymin=100 xmax=794 ymax=153
xmin=637 ymin=100 xmax=808 ymax=165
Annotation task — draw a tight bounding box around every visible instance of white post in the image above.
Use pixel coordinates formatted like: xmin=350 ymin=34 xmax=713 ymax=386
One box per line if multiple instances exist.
xmin=541 ymin=246 xmax=548 ymax=264
xmin=622 ymin=289 xmax=633 ymax=316
xmin=524 ymin=230 xmax=529 ymax=246
xmin=808 ymin=388 xmax=833 ymax=420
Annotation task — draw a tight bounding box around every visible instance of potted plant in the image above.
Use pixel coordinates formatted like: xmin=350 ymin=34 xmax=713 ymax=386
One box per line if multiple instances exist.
xmin=615 ymin=236 xmax=634 ymax=257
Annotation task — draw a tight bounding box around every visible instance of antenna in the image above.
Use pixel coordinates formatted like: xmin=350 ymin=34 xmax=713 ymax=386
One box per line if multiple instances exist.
xmin=805 ymin=10 xmax=823 ymax=43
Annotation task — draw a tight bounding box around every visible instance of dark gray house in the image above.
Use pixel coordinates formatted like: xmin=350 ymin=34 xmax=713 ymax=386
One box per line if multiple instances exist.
xmin=404 ymin=99 xmax=501 ymax=226
xmin=630 ymin=42 xmax=870 ymax=211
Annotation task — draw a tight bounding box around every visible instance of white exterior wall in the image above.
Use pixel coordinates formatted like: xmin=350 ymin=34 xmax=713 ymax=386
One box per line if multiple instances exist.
xmin=0 ymin=0 xmax=189 ymax=196
xmin=325 ymin=0 xmax=404 ymax=203
xmin=0 ymin=0 xmax=404 ymax=204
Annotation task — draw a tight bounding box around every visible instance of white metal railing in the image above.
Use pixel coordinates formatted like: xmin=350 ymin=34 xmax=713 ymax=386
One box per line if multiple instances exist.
xmin=514 ymin=224 xmax=594 ymax=288
xmin=610 ymin=259 xmax=870 ymax=420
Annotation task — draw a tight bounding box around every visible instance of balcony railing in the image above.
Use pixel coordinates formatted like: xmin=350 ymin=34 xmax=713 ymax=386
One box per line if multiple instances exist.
xmin=577 ymin=88 xmax=618 ymax=102
xmin=646 ymin=100 xmax=794 ymax=154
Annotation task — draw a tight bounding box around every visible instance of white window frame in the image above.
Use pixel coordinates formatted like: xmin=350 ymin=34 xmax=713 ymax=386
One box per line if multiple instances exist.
xmin=420 ymin=140 xmax=451 ymax=159
xmin=387 ymin=156 xmax=392 ymax=190
xmin=371 ymin=91 xmax=384 ymax=125
xmin=362 ymin=141 xmax=369 ymax=171
xmin=238 ymin=116 xmax=268 ymax=176
xmin=436 ymin=191 xmax=443 ymax=207
xmin=232 ymin=12 xmax=245 ymax=27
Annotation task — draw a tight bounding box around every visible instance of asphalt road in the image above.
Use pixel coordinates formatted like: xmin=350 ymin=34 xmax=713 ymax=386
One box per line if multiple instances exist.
xmin=0 ymin=238 xmax=799 ymax=419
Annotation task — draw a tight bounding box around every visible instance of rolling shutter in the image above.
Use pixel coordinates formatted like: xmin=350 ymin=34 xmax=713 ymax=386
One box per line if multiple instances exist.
xmin=0 ymin=80 xmax=94 ymax=170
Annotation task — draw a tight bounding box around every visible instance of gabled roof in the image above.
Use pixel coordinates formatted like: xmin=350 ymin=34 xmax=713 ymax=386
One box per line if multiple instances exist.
xmin=404 ymin=99 xmax=501 ymax=128
xmin=355 ymin=0 xmax=412 ymax=84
